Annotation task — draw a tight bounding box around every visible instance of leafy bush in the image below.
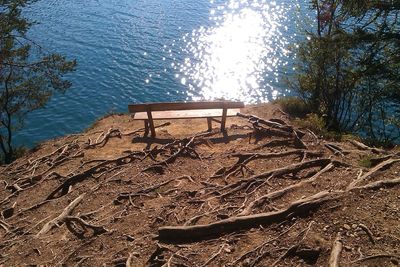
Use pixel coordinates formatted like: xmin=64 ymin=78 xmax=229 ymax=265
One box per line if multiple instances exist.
xmin=294 ymin=113 xmax=326 ymax=134
xmin=275 ymin=96 xmax=311 ymax=118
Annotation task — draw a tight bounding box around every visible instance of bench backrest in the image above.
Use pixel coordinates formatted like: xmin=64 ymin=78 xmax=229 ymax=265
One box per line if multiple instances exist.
xmin=128 ymin=101 xmax=244 ymax=113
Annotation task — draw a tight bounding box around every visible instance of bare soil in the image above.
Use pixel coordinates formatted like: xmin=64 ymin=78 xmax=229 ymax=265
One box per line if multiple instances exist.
xmin=1 ymin=103 xmax=399 ymax=266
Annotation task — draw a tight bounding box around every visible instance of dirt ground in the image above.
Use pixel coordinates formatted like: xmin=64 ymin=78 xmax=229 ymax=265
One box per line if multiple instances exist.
xmin=0 ymin=103 xmax=399 ymax=266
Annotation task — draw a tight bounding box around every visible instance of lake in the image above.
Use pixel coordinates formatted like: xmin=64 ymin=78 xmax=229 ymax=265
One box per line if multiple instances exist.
xmin=17 ymin=0 xmax=313 ymax=147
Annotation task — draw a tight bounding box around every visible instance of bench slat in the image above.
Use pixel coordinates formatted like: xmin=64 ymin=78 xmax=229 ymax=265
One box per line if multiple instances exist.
xmin=133 ymin=109 xmax=241 ymax=120
xmin=128 ymin=101 xmax=244 ymax=113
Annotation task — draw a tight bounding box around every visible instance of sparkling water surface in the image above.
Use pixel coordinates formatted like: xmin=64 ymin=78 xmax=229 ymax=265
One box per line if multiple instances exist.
xmin=16 ymin=0 xmax=311 ymax=147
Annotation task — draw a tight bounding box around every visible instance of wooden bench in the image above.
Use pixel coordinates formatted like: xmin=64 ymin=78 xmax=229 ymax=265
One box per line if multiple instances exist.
xmin=128 ymin=101 xmax=245 ymax=137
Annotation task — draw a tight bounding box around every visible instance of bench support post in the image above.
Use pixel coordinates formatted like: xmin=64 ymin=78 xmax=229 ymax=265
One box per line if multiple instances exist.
xmin=146 ymin=108 xmax=156 ymax=137
xmin=144 ymin=120 xmax=149 ymax=137
xmin=221 ymin=108 xmax=227 ymax=132
xmin=207 ymin=117 xmax=212 ymax=131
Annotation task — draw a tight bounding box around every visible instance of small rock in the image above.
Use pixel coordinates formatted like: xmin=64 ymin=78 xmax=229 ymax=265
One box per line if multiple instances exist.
xmin=391 ymin=259 xmax=399 ymax=265
xmin=224 ymin=247 xmax=232 ymax=253
xmin=343 ymin=224 xmax=351 ymax=230
xmin=344 ymin=246 xmax=352 ymax=251
xmin=352 ymin=224 xmax=358 ymax=229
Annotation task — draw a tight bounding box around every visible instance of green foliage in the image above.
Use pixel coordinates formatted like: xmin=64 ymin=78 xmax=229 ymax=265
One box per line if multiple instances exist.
xmin=294 ymin=113 xmax=326 ymax=133
xmin=0 ymin=0 xmax=76 ymax=164
xmin=358 ymin=154 xmax=378 ymax=169
xmin=274 ymin=96 xmax=311 ymax=118
xmin=293 ymin=113 xmax=355 ymax=141
xmin=289 ymin=0 xmax=400 ymax=144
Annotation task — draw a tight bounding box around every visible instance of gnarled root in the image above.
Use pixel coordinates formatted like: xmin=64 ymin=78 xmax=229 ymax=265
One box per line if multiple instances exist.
xmin=329 ymin=232 xmax=343 ymax=267
xmin=36 ymin=193 xmax=85 ymax=236
xmin=158 ymin=191 xmax=341 ymax=242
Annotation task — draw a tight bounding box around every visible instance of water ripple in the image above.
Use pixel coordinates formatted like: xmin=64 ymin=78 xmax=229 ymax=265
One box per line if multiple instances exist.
xmin=16 ymin=0 xmax=309 ymax=147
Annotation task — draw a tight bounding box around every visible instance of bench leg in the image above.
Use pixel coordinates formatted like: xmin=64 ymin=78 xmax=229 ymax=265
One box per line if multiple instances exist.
xmin=146 ymin=110 xmax=156 ymax=137
xmin=221 ymin=108 xmax=227 ymax=132
xmin=144 ymin=120 xmax=149 ymax=137
xmin=207 ymin=117 xmax=212 ymax=131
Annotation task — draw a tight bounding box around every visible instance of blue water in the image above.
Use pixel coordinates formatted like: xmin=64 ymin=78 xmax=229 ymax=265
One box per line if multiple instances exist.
xmin=16 ymin=0 xmax=312 ymax=147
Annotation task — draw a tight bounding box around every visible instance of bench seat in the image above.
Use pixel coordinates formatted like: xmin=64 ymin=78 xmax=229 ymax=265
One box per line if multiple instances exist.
xmin=133 ymin=108 xmax=241 ymax=120
xmin=128 ymin=101 xmax=244 ymax=137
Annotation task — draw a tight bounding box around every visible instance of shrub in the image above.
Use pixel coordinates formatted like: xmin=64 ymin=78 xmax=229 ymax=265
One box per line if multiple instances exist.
xmin=275 ymin=96 xmax=310 ymax=118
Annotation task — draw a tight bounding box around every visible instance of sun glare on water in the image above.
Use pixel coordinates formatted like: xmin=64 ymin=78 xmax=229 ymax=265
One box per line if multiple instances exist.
xmin=179 ymin=0 xmax=291 ymax=103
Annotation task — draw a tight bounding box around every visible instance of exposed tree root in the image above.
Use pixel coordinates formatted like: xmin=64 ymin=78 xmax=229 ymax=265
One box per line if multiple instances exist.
xmin=158 ymin=191 xmax=341 ymax=242
xmin=350 ymin=177 xmax=400 ymax=191
xmin=117 ymin=179 xmax=175 ymax=202
xmin=329 ymin=233 xmax=343 ymax=267
xmin=2 ymin=112 xmax=400 ymax=266
xmin=46 ymin=152 xmax=143 ymax=200
xmin=348 ymin=158 xmax=400 ymax=189
xmin=64 ymin=216 xmax=108 ymax=237
xmin=358 ymin=223 xmax=375 ymax=244
xmin=36 ymin=193 xmax=85 ymax=236
xmin=238 ymin=113 xmax=308 ymax=149
xmin=271 ymin=221 xmax=316 ymax=266
xmin=349 ymin=140 xmax=387 ymax=154
xmin=201 ymin=244 xmax=226 ymax=267
xmin=255 ymin=139 xmax=294 ymax=150
xmin=239 ymin=163 xmax=334 ymax=216
xmin=351 ymin=253 xmax=400 ymax=263
xmin=220 ymin=149 xmax=324 ymax=179
xmin=237 ymin=113 xmax=305 ymax=137
xmin=325 ymin=143 xmax=346 ymax=156
xmin=209 ymin=158 xmax=333 ymax=200
xmin=230 ymin=222 xmax=298 ymax=266
xmin=159 ymin=169 xmax=400 ymax=243
xmin=86 ymin=128 xmax=122 ymax=148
